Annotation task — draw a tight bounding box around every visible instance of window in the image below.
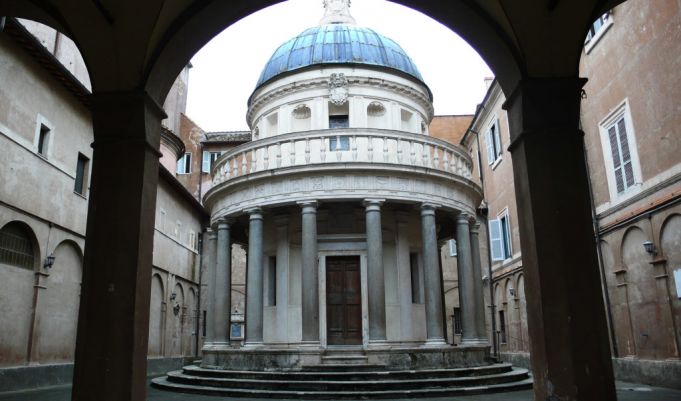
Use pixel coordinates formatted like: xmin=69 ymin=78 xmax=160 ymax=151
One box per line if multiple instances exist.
xmin=329 ymin=115 xmax=349 ymax=129
xmin=177 ymin=152 xmax=191 ymax=174
xmin=202 ymin=151 xmax=222 ymax=173
xmin=498 ymin=310 xmax=507 ymax=344
xmin=329 ymin=136 xmax=350 ymax=151
xmin=174 ymin=220 xmax=181 ymax=238
xmin=452 ymin=307 xmax=462 ymax=335
xmin=485 ymin=118 xmax=502 ymax=165
xmin=410 ymin=252 xmax=423 ymax=304
xmin=489 ymin=211 xmax=512 ymax=262
xmin=0 ymin=223 xmax=36 ymax=270
xmin=266 ymin=256 xmax=276 ymax=306
xmin=74 ymin=153 xmax=89 ymax=195
xmin=37 ymin=124 xmax=51 ymax=157
xmin=599 ymin=100 xmax=641 ymax=199
xmin=448 ymin=239 xmax=457 ymax=257
xmin=585 ymin=12 xmax=612 ymax=52
xmin=157 ymin=209 xmax=166 ymax=231
xmin=189 ymin=230 xmax=196 ymax=250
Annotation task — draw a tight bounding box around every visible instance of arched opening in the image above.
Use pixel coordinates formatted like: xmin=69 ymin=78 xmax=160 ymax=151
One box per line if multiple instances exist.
xmin=148 ymin=274 xmax=165 ymax=357
xmin=0 ymin=1 xmax=636 ymax=399
xmin=0 ymin=221 xmax=40 ymax=366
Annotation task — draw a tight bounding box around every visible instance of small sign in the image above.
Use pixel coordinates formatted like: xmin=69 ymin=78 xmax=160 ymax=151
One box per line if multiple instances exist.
xmin=674 ymin=269 xmax=681 ymax=299
xmin=230 ymin=323 xmax=243 ymax=339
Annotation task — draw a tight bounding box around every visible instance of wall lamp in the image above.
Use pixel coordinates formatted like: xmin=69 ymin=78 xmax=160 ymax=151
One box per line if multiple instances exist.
xmin=170 ymin=292 xmax=177 ymax=301
xmin=642 ymin=241 xmax=657 ymax=256
xmin=508 ymin=287 xmax=516 ymax=297
xmin=43 ymin=253 xmax=56 ymax=269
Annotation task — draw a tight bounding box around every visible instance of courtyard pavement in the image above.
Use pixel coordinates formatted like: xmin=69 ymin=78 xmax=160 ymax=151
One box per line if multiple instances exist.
xmin=0 ymin=381 xmax=680 ymax=401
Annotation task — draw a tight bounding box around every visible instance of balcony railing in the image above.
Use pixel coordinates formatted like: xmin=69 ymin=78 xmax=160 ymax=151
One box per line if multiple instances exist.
xmin=212 ymin=129 xmax=473 ymax=186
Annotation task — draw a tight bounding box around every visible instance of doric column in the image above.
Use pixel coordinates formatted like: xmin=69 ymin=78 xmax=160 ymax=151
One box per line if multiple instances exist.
xmin=245 ymin=208 xmax=264 ymax=345
xmin=72 ymin=91 xmax=164 ymax=401
xmin=469 ymin=222 xmax=488 ymax=343
xmin=299 ymin=201 xmax=319 ymax=342
xmin=203 ymin=228 xmax=217 ymax=345
xmin=504 ymin=78 xmax=615 ymax=400
xmin=214 ymin=219 xmax=232 ymax=345
xmin=364 ymin=199 xmax=386 ymax=341
xmin=456 ymin=212 xmax=479 ymax=344
xmin=421 ymin=203 xmax=445 ymax=343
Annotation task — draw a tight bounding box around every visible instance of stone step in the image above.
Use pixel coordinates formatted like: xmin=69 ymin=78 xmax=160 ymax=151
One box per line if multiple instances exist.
xmin=184 ymin=362 xmax=514 ymax=380
xmin=151 ymin=375 xmax=533 ymax=399
xmin=162 ymin=367 xmax=529 ymax=392
xmin=321 ymin=354 xmax=369 ymax=365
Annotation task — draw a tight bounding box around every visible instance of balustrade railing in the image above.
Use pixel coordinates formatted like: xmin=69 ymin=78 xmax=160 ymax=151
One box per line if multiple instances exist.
xmin=212 ymin=129 xmax=473 ymax=186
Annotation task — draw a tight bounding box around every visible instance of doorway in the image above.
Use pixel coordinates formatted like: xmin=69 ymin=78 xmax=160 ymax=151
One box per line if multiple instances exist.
xmin=326 ymin=255 xmax=362 ymax=345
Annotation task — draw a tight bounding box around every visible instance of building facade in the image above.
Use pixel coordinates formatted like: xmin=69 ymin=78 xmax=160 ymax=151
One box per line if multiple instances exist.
xmin=463 ymin=0 xmax=681 ymax=387
xmin=0 ymin=18 xmax=205 ymax=390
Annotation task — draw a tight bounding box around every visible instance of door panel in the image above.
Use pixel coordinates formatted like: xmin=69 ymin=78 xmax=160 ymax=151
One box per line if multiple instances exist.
xmin=326 ymin=256 xmax=362 ymax=345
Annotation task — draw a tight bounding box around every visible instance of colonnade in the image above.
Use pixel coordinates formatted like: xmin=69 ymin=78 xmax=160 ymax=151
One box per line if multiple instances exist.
xmin=203 ymin=200 xmax=488 ymax=347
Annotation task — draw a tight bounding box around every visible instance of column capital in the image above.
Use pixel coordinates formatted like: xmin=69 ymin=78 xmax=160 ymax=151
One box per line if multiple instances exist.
xmin=245 ymin=207 xmax=263 ymax=220
xmin=206 ymin=228 xmax=217 ymax=241
xmin=456 ymin=212 xmax=473 ymax=225
xmin=470 ymin=222 xmax=481 ymax=235
xmin=298 ymin=200 xmax=318 ymax=213
xmin=420 ymin=203 xmax=440 ymax=216
xmin=217 ymin=218 xmax=233 ymax=230
xmin=363 ymin=198 xmax=385 ymax=211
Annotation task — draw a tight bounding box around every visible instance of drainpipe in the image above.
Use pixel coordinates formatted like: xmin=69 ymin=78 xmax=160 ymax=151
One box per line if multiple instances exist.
xmin=468 ymin=126 xmax=498 ymax=361
xmin=195 ymin=232 xmax=203 ymax=358
xmin=581 ymin=117 xmax=618 ymax=357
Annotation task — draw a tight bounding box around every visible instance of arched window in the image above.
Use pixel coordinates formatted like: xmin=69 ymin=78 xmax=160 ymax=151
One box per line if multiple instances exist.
xmin=0 ymin=222 xmax=37 ymax=270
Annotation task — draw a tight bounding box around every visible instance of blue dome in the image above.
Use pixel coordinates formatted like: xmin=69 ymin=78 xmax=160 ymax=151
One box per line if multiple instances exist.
xmin=255 ymin=24 xmax=425 ymax=88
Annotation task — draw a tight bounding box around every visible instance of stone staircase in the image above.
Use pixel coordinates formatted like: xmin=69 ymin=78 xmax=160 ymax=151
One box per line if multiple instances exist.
xmin=151 ymin=360 xmax=532 ymax=399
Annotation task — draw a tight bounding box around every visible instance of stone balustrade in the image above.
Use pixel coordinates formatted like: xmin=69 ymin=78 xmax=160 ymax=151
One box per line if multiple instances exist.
xmin=211 ymin=129 xmax=473 ymax=186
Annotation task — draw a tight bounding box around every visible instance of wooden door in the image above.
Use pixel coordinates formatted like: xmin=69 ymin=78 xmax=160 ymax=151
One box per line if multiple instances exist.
xmin=326 ymin=256 xmax=362 ymax=345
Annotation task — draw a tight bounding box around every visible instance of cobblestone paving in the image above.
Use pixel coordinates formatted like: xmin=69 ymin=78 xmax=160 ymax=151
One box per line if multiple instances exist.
xmin=1 ymin=381 xmax=680 ymax=401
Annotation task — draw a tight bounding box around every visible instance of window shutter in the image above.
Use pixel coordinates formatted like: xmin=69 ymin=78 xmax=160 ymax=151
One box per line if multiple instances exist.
xmin=493 ymin=119 xmax=502 ymax=157
xmin=176 ymin=155 xmax=184 ymax=174
xmin=202 ymin=151 xmax=211 ymax=173
xmin=607 ymin=125 xmax=625 ymax=193
xmin=448 ymin=239 xmax=457 ymax=257
xmin=489 ymin=218 xmax=504 ymax=261
xmin=486 ymin=130 xmax=495 ymax=165
xmin=616 ymin=118 xmax=635 ymax=187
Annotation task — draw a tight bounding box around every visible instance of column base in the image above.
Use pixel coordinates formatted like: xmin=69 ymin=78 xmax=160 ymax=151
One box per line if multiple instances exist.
xmin=460 ymin=337 xmax=489 ymax=346
xmin=424 ymin=338 xmax=448 ymax=347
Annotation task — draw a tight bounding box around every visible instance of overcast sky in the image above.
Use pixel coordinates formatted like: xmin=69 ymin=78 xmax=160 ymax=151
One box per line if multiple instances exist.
xmin=185 ymin=0 xmax=494 ymax=132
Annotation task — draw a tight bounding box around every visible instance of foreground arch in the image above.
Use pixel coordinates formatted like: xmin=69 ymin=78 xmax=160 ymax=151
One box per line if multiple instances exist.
xmin=0 ymin=1 xmax=633 ymax=400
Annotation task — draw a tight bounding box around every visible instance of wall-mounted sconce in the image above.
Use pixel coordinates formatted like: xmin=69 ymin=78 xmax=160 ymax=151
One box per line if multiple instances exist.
xmin=173 ymin=302 xmax=181 ymax=315
xmin=170 ymin=292 xmax=177 ymax=301
xmin=508 ymin=287 xmax=516 ymax=297
xmin=43 ymin=253 xmax=56 ymax=269
xmin=643 ymin=241 xmax=657 ymax=256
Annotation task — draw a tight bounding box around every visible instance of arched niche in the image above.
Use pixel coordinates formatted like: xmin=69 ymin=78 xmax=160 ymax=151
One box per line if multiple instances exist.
xmin=35 ymin=240 xmax=83 ymax=363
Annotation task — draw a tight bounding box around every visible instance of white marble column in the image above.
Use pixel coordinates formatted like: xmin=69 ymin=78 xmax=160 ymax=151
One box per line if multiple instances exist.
xmin=299 ymin=201 xmax=319 ymax=342
xmin=469 ymin=222 xmax=489 ymax=343
xmin=364 ymin=199 xmax=386 ymax=341
xmin=203 ymin=228 xmax=217 ymax=345
xmin=421 ymin=203 xmax=445 ymax=343
xmin=214 ymin=219 xmax=232 ymax=345
xmin=246 ymin=208 xmax=264 ymax=345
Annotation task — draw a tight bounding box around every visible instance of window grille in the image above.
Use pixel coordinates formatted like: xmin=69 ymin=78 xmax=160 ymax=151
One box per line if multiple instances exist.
xmin=0 ymin=226 xmax=35 ymax=270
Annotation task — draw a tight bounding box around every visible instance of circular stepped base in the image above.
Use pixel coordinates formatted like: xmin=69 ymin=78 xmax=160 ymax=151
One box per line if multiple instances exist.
xmin=151 ymin=363 xmax=532 ymax=399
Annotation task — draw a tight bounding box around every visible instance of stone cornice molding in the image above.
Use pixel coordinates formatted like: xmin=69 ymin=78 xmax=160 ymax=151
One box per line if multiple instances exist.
xmin=160 ymin=125 xmax=186 ymax=159
xmin=248 ymin=74 xmax=433 ymax=125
